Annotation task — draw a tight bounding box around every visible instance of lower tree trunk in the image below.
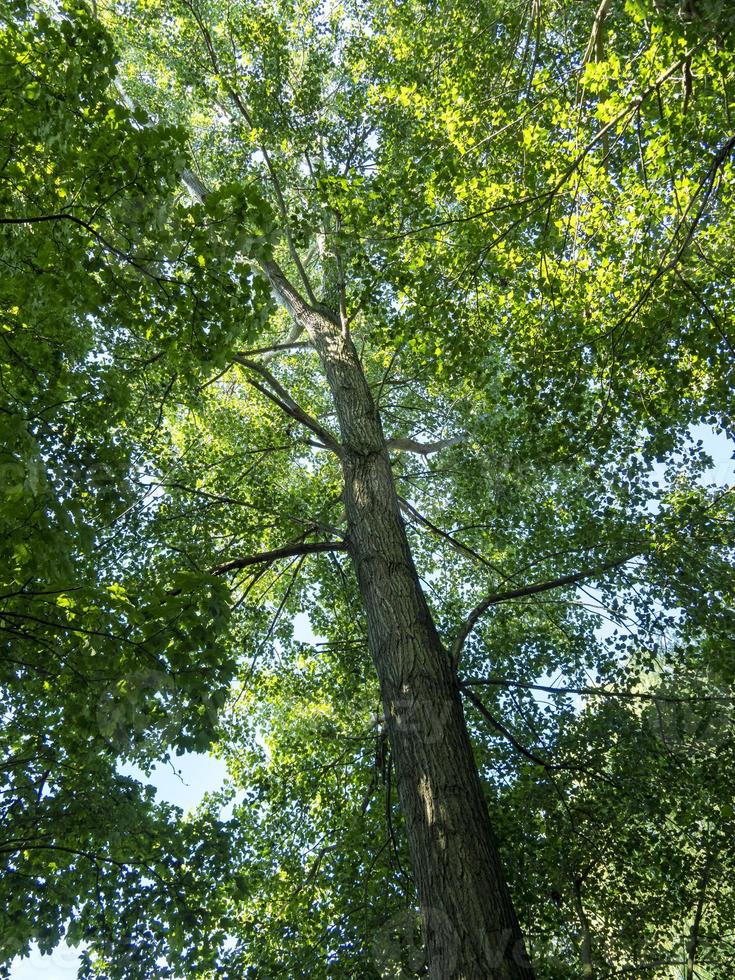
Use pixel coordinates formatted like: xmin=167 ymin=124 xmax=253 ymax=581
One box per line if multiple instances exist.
xmin=266 ymin=268 xmax=536 ymax=979
xmin=340 ymin=436 xmax=535 ymax=980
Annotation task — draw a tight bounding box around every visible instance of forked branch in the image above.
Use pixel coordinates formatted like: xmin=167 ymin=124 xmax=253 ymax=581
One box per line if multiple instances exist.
xmin=451 ymin=554 xmax=636 ymax=667
xmin=462 ymin=686 xmax=555 ymax=769
xmin=234 ymin=355 xmax=341 ymax=453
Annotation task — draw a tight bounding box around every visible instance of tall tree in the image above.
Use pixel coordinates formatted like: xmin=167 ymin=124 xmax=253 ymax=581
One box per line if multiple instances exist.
xmin=2 ymin=0 xmax=734 ymax=977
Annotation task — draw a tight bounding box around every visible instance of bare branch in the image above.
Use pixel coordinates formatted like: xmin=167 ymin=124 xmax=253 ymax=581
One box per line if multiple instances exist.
xmin=462 ymin=686 xmax=556 ymax=769
xmin=234 ymin=355 xmax=341 ymax=453
xmin=238 ymin=340 xmax=312 ymax=358
xmin=181 ymin=170 xmax=319 ymax=361
xmin=387 ymin=435 xmax=465 ymax=456
xmin=451 ymin=554 xmax=636 ymax=667
xmin=460 ymin=677 xmax=735 ymax=705
xmin=211 ymin=539 xmax=348 ymax=576
xmin=260 ymin=321 xmax=308 ymax=362
xmin=181 ymin=169 xmax=317 ymax=357
xmin=398 ymin=496 xmax=503 ymax=573
xmin=293 ymin=842 xmax=339 ymax=897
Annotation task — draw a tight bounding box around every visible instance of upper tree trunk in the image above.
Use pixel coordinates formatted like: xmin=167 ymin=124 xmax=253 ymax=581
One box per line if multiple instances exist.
xmin=265 ymin=263 xmax=536 ymax=979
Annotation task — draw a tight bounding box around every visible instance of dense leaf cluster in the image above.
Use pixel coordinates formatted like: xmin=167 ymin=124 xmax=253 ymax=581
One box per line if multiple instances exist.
xmin=1 ymin=0 xmax=734 ymax=976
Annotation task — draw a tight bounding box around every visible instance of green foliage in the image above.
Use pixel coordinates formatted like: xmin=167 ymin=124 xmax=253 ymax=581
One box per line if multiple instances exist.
xmin=1 ymin=0 xmax=734 ymax=976
xmin=0 ymin=4 xmax=247 ymax=974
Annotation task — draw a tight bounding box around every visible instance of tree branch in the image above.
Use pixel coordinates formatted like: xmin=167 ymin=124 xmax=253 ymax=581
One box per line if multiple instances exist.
xmin=0 ymin=212 xmax=170 ymax=284
xmin=260 ymin=257 xmax=322 ymax=323
xmin=572 ymin=877 xmax=594 ymax=977
xmin=460 ymin=677 xmax=735 ymax=705
xmin=686 ymin=848 xmax=714 ymax=980
xmin=451 ymin=554 xmax=636 ymax=667
xmin=234 ymin=355 xmax=341 ymax=452
xmin=238 ymin=340 xmax=312 ymax=358
xmin=387 ymin=434 xmax=465 ymax=456
xmin=181 ymin=1 xmax=317 ymax=304
xmin=558 ymin=43 xmax=705 ymax=195
xmin=168 ymin=479 xmax=344 ymax=541
xmin=180 ymin=173 xmax=318 ymax=361
xmin=181 ymin=167 xmax=208 ymax=204
xmin=398 ymin=495 xmax=503 ymax=573
xmin=582 ymin=0 xmax=613 ymax=66
xmin=211 ymin=539 xmax=348 ymax=576
xmin=462 ymin=686 xmax=556 ymax=769
xmin=371 ymin=44 xmax=705 ymax=246
xmin=260 ymin=321 xmax=308 ymax=362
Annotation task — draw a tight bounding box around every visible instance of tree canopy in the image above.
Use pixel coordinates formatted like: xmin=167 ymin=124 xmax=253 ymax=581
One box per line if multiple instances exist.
xmin=1 ymin=0 xmax=734 ymax=976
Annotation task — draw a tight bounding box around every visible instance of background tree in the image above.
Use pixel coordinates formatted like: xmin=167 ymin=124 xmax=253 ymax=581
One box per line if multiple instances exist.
xmin=1 ymin=0 xmax=734 ymax=976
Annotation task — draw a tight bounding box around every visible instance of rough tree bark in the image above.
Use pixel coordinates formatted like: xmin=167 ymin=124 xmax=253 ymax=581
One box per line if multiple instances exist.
xmin=263 ymin=259 xmax=536 ymax=980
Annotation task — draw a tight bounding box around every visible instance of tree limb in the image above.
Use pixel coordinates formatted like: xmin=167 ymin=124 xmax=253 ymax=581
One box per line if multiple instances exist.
xmin=181 ymin=2 xmax=318 ymax=304
xmin=180 ymin=173 xmax=317 ymax=360
xmin=260 ymin=257 xmax=323 ymax=323
xmin=181 ymin=167 xmax=208 ymax=204
xmin=451 ymin=554 xmax=636 ymax=667
xmin=238 ymin=340 xmax=312 ymax=358
xmin=260 ymin=321 xmax=308 ymax=362
xmin=572 ymin=876 xmax=594 ymax=977
xmin=398 ymin=495 xmax=504 ymax=573
xmin=462 ymin=685 xmax=556 ymax=769
xmin=234 ymin=355 xmax=341 ymax=452
xmin=686 ymin=848 xmax=714 ymax=980
xmin=582 ymin=0 xmax=613 ymax=66
xmin=211 ymin=539 xmax=348 ymax=576
xmin=460 ymin=677 xmax=735 ymax=705
xmin=372 ymin=44 xmax=705 ymax=245
xmin=0 ymin=212 xmax=171 ymax=285
xmin=387 ymin=435 xmax=465 ymax=456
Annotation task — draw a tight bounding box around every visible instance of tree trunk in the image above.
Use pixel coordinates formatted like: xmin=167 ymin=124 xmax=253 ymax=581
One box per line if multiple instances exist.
xmin=265 ymin=263 xmax=536 ymax=979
